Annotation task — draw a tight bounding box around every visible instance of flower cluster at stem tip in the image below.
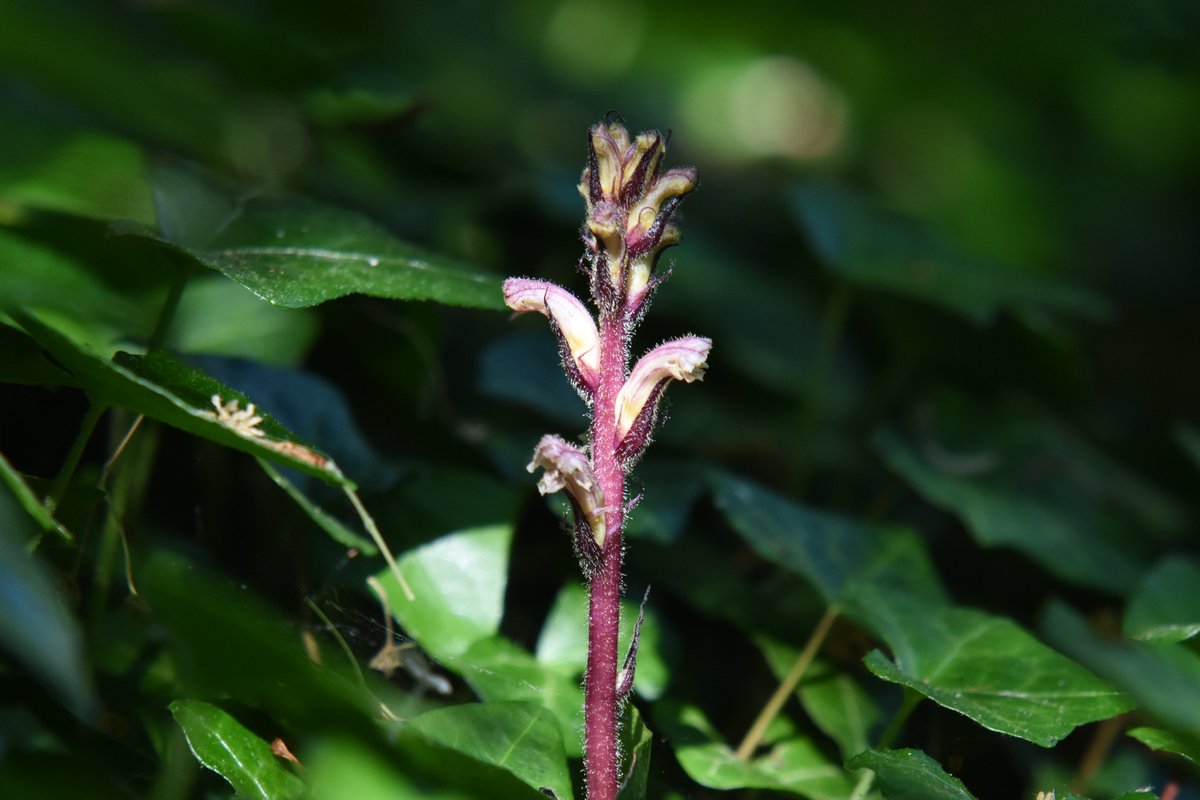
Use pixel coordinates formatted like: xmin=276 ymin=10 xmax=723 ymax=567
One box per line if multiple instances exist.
xmin=503 ymin=118 xmax=711 ymax=575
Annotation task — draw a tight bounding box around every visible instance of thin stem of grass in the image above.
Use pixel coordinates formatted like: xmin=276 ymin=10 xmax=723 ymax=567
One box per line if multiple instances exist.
xmin=1070 ymin=715 xmax=1126 ymax=795
xmin=735 ymin=605 xmax=839 ymax=761
xmin=45 ymin=402 xmax=107 ymax=516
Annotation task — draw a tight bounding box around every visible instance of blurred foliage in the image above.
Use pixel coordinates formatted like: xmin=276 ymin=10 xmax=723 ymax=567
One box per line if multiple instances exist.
xmin=1 ymin=1 xmax=1199 ymax=798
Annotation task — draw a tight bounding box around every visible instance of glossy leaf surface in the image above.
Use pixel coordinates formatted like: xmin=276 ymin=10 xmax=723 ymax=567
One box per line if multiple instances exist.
xmin=845 ymin=748 xmax=976 ymax=800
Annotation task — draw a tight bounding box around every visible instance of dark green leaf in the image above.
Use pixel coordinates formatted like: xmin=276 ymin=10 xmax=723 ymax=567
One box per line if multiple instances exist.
xmin=0 ymin=322 xmax=76 ymax=386
xmin=1042 ymin=600 xmax=1200 ymax=738
xmin=479 ymin=331 xmax=587 ymax=425
xmin=257 ymin=459 xmax=376 ymax=554
xmin=856 ymin=588 xmax=1131 ymax=747
xmin=404 ymin=701 xmax=574 ymax=800
xmin=375 ymin=526 xmax=511 ymax=663
xmin=170 ymin=699 xmax=304 ymax=800
xmin=1124 ymin=557 xmax=1200 ymax=642
xmin=794 ymin=183 xmax=1107 ymax=324
xmin=0 ymin=482 xmax=96 ymax=719
xmin=14 ymin=312 xmax=350 ymax=485
xmin=712 ymin=471 xmax=948 ymax=607
xmin=873 ymin=397 xmax=1180 ymax=591
xmin=845 ymin=748 xmax=976 ymax=800
xmin=536 ymin=581 xmax=668 ymax=700
xmin=654 ymin=701 xmax=855 ymax=799
xmin=624 ymin=459 xmax=709 ymax=544
xmin=1127 ymin=726 xmax=1200 ymax=765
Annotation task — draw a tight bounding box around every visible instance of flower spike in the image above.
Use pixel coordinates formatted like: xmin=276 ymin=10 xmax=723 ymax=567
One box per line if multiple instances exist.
xmin=503 ymin=278 xmax=600 ymax=397
xmin=527 ymin=435 xmax=607 ymax=561
xmin=614 ymin=336 xmax=712 ymax=467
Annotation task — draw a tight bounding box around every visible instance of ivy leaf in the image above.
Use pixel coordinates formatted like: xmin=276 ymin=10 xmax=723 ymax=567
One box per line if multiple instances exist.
xmin=845 ymin=748 xmax=976 ymax=800
xmin=455 ymin=636 xmax=585 ymax=758
xmin=13 ymin=312 xmax=349 ymax=485
xmin=712 ymin=471 xmax=948 ymax=608
xmin=793 ymin=182 xmax=1107 ymax=325
xmin=375 ymin=526 xmax=511 ymax=663
xmin=856 ymin=588 xmax=1131 ymax=747
xmin=655 ymin=701 xmax=855 ymax=799
xmin=404 ymin=702 xmax=574 ymax=800
xmin=1124 ymin=557 xmax=1200 ymax=642
xmin=170 ymin=700 xmax=304 ymax=800
xmin=1042 ymin=600 xmax=1200 ymax=738
xmin=119 ymin=187 xmax=503 ymax=311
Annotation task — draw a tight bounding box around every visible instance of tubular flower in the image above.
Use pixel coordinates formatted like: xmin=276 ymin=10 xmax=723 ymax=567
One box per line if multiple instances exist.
xmin=578 ymin=120 xmax=697 ymax=312
xmin=613 ymin=336 xmax=712 ymax=466
xmin=503 ymin=278 xmax=600 ymax=396
xmin=526 ymin=434 xmax=607 ymax=553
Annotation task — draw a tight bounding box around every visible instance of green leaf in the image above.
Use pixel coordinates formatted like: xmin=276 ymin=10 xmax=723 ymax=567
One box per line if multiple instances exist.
xmin=856 ymin=588 xmax=1131 ymax=747
xmin=164 ymin=275 xmax=320 ymax=366
xmin=793 ymin=183 xmax=1107 ymax=324
xmin=873 ymin=397 xmax=1179 ymax=591
xmin=624 ymin=459 xmax=709 ymax=544
xmin=0 ymin=112 xmax=153 ymax=223
xmin=758 ymin=641 xmax=881 ymax=761
xmin=456 ymin=636 xmax=585 ymax=758
xmin=170 ymin=700 xmax=304 ymax=800
xmin=1124 ymin=557 xmax=1200 ymax=642
xmin=404 ymin=701 xmax=574 ymax=800
xmin=845 ymin=748 xmax=976 ymax=800
xmin=619 ymin=704 xmax=653 ymax=800
xmin=121 ymin=186 xmax=504 ymax=311
xmin=711 ymin=471 xmax=948 ymax=607
xmin=1128 ymin=726 xmax=1200 ymax=765
xmin=1042 ymin=600 xmax=1200 ymax=738
xmin=14 ymin=312 xmax=350 ymax=485
xmin=375 ymin=526 xmax=512 ymax=663
xmin=654 ymin=701 xmax=855 ymax=799
xmin=0 ymin=450 xmax=71 ymax=543
xmin=536 ymin=581 xmax=669 ymax=700
xmin=0 ymin=322 xmax=76 ymax=386
xmin=0 ymin=482 xmax=96 ymax=719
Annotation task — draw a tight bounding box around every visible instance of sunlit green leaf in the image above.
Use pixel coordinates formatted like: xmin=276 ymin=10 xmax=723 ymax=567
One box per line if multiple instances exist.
xmin=14 ymin=312 xmax=349 ymax=485
xmin=0 ymin=483 xmax=96 ymax=719
xmin=164 ymin=275 xmax=319 ymax=366
xmin=712 ymin=472 xmax=948 ymax=607
xmin=1124 ymin=557 xmax=1200 ymax=642
xmin=1127 ymin=726 xmax=1200 ymax=765
xmin=1042 ymin=600 xmax=1200 ymax=738
xmin=376 ymin=526 xmax=511 ymax=663
xmin=170 ymin=699 xmax=304 ymax=800
xmin=856 ymin=588 xmax=1131 ymax=747
xmin=655 ymin=701 xmax=855 ymax=799
xmin=794 ymin=183 xmax=1107 ymax=324
xmin=536 ymin=581 xmax=668 ymax=700
xmin=404 ymin=701 xmax=574 ymax=800
xmin=456 ymin=636 xmax=585 ymax=758
xmin=122 ymin=191 xmax=504 ymax=311
xmin=845 ymin=748 xmax=976 ymax=800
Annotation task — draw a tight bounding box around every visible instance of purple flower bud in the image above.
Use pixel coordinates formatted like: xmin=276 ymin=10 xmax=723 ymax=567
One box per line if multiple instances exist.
xmin=503 ymin=278 xmax=600 ymax=396
xmin=613 ymin=336 xmax=711 ymax=466
xmin=527 ymin=435 xmax=608 ymax=552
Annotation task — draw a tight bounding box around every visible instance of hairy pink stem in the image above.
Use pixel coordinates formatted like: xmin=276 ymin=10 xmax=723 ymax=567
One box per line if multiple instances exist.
xmin=585 ymin=311 xmax=629 ymax=800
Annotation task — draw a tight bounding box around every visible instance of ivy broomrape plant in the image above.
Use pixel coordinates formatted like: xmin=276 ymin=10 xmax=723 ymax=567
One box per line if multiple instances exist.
xmin=504 ymin=118 xmax=710 ymax=800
